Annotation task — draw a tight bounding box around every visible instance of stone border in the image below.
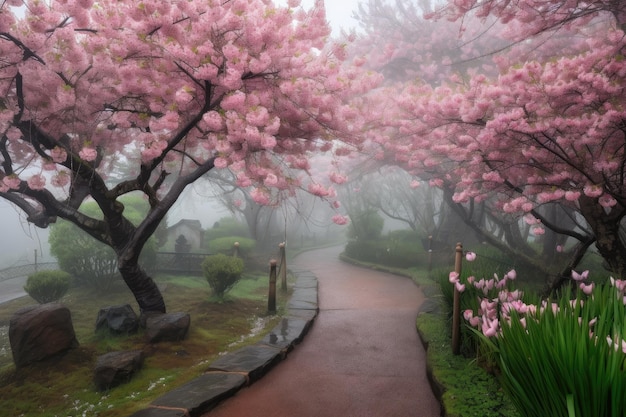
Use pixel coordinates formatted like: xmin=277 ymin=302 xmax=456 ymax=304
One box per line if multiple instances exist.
xmin=127 ymin=268 xmax=318 ymax=417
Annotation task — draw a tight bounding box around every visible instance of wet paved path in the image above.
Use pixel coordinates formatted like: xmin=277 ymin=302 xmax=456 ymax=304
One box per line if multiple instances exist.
xmin=203 ymin=245 xmax=441 ymax=417
xmin=0 ymin=276 xmax=26 ymax=304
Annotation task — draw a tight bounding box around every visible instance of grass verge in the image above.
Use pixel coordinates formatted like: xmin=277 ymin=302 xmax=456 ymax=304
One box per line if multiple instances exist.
xmin=0 ymin=270 xmax=292 ymax=417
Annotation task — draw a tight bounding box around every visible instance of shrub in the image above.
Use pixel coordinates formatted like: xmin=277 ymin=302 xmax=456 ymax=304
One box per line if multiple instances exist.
xmin=344 ymin=236 xmax=424 ymax=269
xmin=347 ymin=209 xmax=384 ymax=240
xmin=206 ymin=217 xmax=251 ymax=240
xmin=208 ymin=236 xmax=256 ymax=257
xmin=202 ymin=254 xmax=244 ymax=298
xmin=24 ymin=270 xmax=71 ymax=304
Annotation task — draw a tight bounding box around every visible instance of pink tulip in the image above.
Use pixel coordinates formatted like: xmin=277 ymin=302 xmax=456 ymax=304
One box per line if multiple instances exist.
xmin=579 ymin=282 xmax=594 ymax=295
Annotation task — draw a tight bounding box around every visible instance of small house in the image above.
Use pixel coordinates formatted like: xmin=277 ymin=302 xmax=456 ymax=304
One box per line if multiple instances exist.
xmin=165 ymin=219 xmax=204 ymax=252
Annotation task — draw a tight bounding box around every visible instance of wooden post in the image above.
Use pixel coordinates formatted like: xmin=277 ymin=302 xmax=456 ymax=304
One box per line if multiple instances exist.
xmin=452 ymin=242 xmax=462 ymax=355
xmin=233 ymin=241 xmax=240 ymax=258
xmin=268 ymin=259 xmax=277 ymax=314
xmin=427 ymin=235 xmax=433 ymax=272
xmin=279 ymin=242 xmax=287 ymax=292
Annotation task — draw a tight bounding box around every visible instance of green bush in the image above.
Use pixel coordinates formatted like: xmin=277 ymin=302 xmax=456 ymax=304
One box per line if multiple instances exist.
xmin=347 ymin=209 xmax=384 ymax=241
xmin=24 ymin=270 xmax=71 ymax=304
xmin=208 ymin=236 xmax=256 ymax=257
xmin=344 ymin=237 xmax=423 ymax=269
xmin=206 ymin=217 xmax=251 ymax=240
xmin=202 ymin=254 xmax=244 ymax=298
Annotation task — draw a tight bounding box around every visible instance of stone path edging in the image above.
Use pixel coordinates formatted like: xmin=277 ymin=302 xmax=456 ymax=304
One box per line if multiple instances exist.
xmin=127 ymin=269 xmax=318 ymax=417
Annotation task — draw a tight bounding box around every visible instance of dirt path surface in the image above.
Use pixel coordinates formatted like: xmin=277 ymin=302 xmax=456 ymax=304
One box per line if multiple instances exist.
xmin=203 ymin=245 xmax=441 ymax=417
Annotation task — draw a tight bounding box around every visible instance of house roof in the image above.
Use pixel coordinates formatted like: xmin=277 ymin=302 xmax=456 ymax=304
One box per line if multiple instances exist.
xmin=167 ymin=219 xmax=202 ymax=230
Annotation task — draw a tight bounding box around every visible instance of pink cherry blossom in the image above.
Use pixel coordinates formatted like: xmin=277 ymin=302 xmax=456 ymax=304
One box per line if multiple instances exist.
xmin=250 ymin=188 xmax=270 ymax=205
xmin=332 ymin=215 xmax=349 ymax=225
xmin=329 ymin=172 xmax=347 ymax=184
xmin=264 ymin=173 xmax=279 ymax=187
xmin=308 ymin=183 xmax=330 ymax=197
xmin=79 ymin=147 xmax=97 ymax=162
xmin=532 ymin=227 xmax=545 ymax=236
xmin=27 ymin=174 xmax=46 ymax=190
xmin=202 ymin=111 xmax=224 ymax=131
xmin=2 ymin=176 xmax=20 ymax=190
xmin=51 ymin=172 xmax=70 ymax=187
xmin=49 ymin=147 xmax=68 ymax=163
xmin=214 ymin=157 xmax=229 ymax=169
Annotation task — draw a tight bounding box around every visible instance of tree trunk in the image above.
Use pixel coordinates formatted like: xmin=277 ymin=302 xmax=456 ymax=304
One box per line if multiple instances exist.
xmin=118 ymin=260 xmax=166 ymax=314
xmin=579 ymin=196 xmax=626 ymax=278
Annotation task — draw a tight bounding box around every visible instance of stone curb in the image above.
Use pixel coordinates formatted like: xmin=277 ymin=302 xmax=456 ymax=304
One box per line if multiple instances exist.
xmin=127 ymin=269 xmax=319 ymax=417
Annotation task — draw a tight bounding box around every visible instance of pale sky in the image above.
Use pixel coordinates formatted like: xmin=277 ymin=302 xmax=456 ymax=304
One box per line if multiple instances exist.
xmin=282 ymin=0 xmax=362 ymax=35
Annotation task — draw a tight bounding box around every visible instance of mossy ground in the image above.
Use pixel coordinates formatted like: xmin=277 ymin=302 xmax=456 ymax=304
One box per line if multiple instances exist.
xmin=0 ymin=271 xmax=291 ymax=417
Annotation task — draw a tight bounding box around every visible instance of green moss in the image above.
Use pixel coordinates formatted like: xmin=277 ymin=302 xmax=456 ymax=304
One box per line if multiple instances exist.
xmin=417 ymin=313 xmax=519 ymax=417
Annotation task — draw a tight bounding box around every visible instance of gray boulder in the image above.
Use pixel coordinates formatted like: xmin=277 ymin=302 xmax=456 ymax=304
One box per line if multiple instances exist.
xmin=9 ymin=303 xmax=78 ymax=367
xmin=94 ymin=350 xmax=144 ymax=391
xmin=146 ymin=312 xmax=190 ymax=343
xmin=95 ymin=304 xmax=139 ymax=334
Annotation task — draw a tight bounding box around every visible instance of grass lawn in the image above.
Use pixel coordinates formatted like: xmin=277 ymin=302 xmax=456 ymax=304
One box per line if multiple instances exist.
xmin=0 ymin=270 xmax=291 ymax=417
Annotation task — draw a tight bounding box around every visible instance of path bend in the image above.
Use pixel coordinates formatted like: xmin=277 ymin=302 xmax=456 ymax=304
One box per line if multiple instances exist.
xmin=203 ymin=245 xmax=441 ymax=417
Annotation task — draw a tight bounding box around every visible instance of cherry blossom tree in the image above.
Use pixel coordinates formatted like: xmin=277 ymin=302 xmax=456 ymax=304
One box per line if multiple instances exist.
xmin=348 ymin=1 xmax=586 ymax=282
xmin=0 ymin=0 xmax=374 ymax=314
xmin=378 ymin=0 xmax=626 ymax=282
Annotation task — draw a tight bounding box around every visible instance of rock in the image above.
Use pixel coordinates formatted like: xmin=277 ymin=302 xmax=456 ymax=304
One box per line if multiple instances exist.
xmin=94 ymin=350 xmax=144 ymax=391
xmin=207 ymin=345 xmax=283 ymax=384
xmin=147 ymin=373 xmax=246 ymax=416
xmin=95 ymin=304 xmax=139 ymax=334
xmin=9 ymin=303 xmax=78 ymax=368
xmin=146 ymin=312 xmax=190 ymax=343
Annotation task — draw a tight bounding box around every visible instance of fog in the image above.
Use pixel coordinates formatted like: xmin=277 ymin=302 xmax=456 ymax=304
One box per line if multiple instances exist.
xmin=0 ymin=200 xmax=50 ymax=268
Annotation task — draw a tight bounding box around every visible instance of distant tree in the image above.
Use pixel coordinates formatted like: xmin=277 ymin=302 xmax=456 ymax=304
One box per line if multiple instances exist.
xmin=209 ymin=217 xmax=251 ymax=240
xmin=200 ymin=171 xmax=283 ymax=247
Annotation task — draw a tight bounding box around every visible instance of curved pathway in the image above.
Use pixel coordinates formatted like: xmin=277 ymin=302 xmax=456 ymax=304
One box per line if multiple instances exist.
xmin=203 ymin=246 xmax=441 ymax=417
